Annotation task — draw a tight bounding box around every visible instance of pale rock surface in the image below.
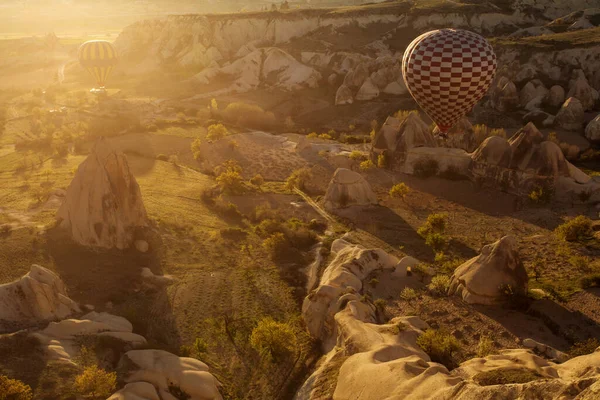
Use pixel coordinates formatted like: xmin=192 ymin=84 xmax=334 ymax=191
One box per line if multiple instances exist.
xmin=0 ymin=265 xmax=80 ymax=326
xmin=383 ymin=80 xmax=407 ymax=95
xmin=567 ymin=76 xmax=599 ymax=110
xmin=520 ymin=81 xmax=538 ymax=107
xmin=586 ymin=114 xmax=600 ymax=143
xmin=515 ymin=63 xmax=537 ymax=84
xmin=262 ymin=48 xmax=322 ymax=90
xmin=404 ymin=147 xmax=472 ymax=177
xmin=436 ymin=117 xmax=477 ymax=152
xmin=302 ymin=239 xmax=398 ymax=350
xmin=343 ymin=62 xmax=369 ymax=89
xmin=323 ymin=168 xmax=377 ymax=211
xmin=371 ymin=113 xmax=436 ymax=169
xmin=523 ymin=338 xmax=569 ymax=363
xmin=135 ymin=240 xmax=149 ymax=253
xmin=545 ymin=85 xmax=566 ymax=108
xmin=120 ymin=349 xmax=222 ymax=400
xmin=57 ymin=138 xmax=148 ymax=249
xmin=355 ymin=78 xmax=380 ymax=101
xmin=490 ymin=79 xmax=519 ymax=112
xmin=141 ymin=268 xmax=175 ymax=288
xmin=107 ymin=382 xmax=161 ymax=400
xmin=335 ymin=84 xmax=353 ymax=105
xmin=556 ymin=97 xmax=585 ymax=131
xmin=448 ymin=236 xmax=528 ymax=305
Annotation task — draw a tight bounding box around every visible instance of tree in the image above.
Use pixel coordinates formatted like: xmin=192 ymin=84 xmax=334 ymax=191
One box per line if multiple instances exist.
xmin=215 ymin=160 xmax=244 ymax=194
xmin=389 ymin=183 xmax=409 ymax=201
xmin=207 ymin=123 xmax=229 ymax=141
xmin=285 ymin=168 xmax=312 ymax=191
xmin=74 ymin=366 xmax=117 ymax=399
xmin=0 ymin=376 xmax=33 ymax=400
xmin=250 ymin=317 xmax=296 ymax=362
xmin=191 ymin=138 xmax=203 ymax=160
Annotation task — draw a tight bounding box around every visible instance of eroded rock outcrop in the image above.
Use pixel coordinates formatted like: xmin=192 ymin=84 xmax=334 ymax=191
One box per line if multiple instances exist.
xmin=56 ymin=138 xmax=149 ymax=250
xmin=586 ymin=114 xmax=600 ymax=143
xmin=118 ymin=349 xmax=222 ymax=400
xmin=448 ymin=236 xmax=528 ymax=305
xmin=555 ymin=97 xmax=585 ymax=131
xmin=335 ymin=84 xmax=354 ymax=105
xmin=323 ymin=169 xmax=377 ymax=211
xmin=0 ymin=265 xmax=79 ymax=327
xmin=371 ymin=113 xmax=436 ymax=170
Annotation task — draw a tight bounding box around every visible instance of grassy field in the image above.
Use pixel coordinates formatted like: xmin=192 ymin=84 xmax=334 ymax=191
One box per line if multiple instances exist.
xmin=491 ymin=27 xmax=600 ymax=50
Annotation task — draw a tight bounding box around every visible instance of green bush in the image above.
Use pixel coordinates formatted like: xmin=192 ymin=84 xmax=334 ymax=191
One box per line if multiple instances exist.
xmin=477 ymin=335 xmax=495 ymax=357
xmin=206 ymin=123 xmax=229 ymax=141
xmin=216 ymin=170 xmax=244 ymax=195
xmin=580 ymin=273 xmax=600 ymax=289
xmin=349 ymin=150 xmax=367 ymax=161
xmin=413 ymin=158 xmax=439 ymax=178
xmin=474 ymin=368 xmax=543 ymax=386
xmin=400 ymin=287 xmax=418 ymax=302
xmin=411 ymin=264 xmax=430 ymax=282
xmin=74 ymin=366 xmax=117 ymax=399
xmin=285 ymin=168 xmax=312 ymax=191
xmin=425 ymin=233 xmax=448 ymax=253
xmin=428 ymin=275 xmax=450 ymax=296
xmin=262 ymin=233 xmax=290 ymax=259
xmin=360 ymin=159 xmax=375 ymax=171
xmin=0 ymin=376 xmax=33 ymax=400
xmin=250 ymin=174 xmax=264 ymax=188
xmin=528 ymin=185 xmax=553 ymax=205
xmin=416 ymin=329 xmax=460 ymax=369
xmin=426 ymin=213 xmax=448 ymax=233
xmin=222 ymin=102 xmax=276 ymax=130
xmin=191 ymin=138 xmax=202 ymax=160
xmin=555 ymin=216 xmax=593 ymax=242
xmin=389 ymin=183 xmax=410 ymax=201
xmin=377 ymin=154 xmax=388 ymax=168
xmin=250 ymin=318 xmax=296 ymax=362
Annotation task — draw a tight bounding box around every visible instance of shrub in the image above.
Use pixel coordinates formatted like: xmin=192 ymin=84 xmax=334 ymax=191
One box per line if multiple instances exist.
xmin=477 ymin=335 xmax=495 ymax=357
xmin=250 ymin=318 xmax=296 ymax=362
xmin=349 ymin=150 xmax=367 ymax=161
xmin=528 ymin=185 xmax=553 ymax=204
xmin=206 ymin=123 xmax=229 ymax=141
xmin=474 ymin=368 xmax=543 ymax=386
xmin=222 ymin=102 xmax=276 ymax=130
xmin=416 ymin=329 xmax=460 ymax=368
xmin=377 ymin=154 xmax=388 ymax=168
xmin=307 ymin=132 xmax=318 ymax=138
xmin=426 ymin=233 xmax=448 ymax=252
xmin=75 ymin=345 xmax=98 ymax=368
xmin=213 ymin=196 xmax=243 ymax=221
xmin=568 ymin=338 xmax=600 ymax=358
xmin=262 ymin=232 xmax=290 ymax=259
xmin=0 ymin=376 xmax=33 ymax=400
xmin=389 ymin=183 xmax=410 ymax=201
xmin=285 ymin=168 xmax=312 ymax=191
xmin=400 ymin=287 xmax=418 ymax=302
xmin=413 ymin=158 xmax=439 ymax=178
xmin=580 ymin=273 xmax=600 ymax=289
xmin=250 ymin=174 xmax=264 ymax=188
xmin=569 ymin=255 xmax=590 ymax=271
xmin=318 ymin=133 xmax=332 ymax=140
xmin=191 ymin=138 xmax=202 ymax=160
xmin=74 ymin=366 xmax=117 ymax=399
xmin=555 ymin=216 xmax=593 ymax=242
xmin=426 ymin=213 xmax=448 ymax=233
xmin=428 ymin=275 xmax=450 ymax=296
xmin=217 ymin=170 xmax=244 ymax=194
xmin=308 ymin=219 xmax=327 ymax=233
xmin=359 ymin=159 xmax=375 ymax=171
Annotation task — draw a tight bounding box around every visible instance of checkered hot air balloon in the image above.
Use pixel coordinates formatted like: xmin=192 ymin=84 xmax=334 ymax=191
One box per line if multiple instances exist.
xmin=402 ymin=29 xmax=497 ymax=134
xmin=78 ymin=40 xmax=118 ymax=89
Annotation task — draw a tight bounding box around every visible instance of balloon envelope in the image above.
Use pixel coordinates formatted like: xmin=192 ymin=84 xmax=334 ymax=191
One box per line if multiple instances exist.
xmin=402 ymin=29 xmax=497 ymax=133
xmin=78 ymin=40 xmax=118 ymax=88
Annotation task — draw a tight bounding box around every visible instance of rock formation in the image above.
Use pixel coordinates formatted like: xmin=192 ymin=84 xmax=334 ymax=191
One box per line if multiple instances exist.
xmin=586 ymin=114 xmax=600 ymax=143
xmin=0 ymin=265 xmax=79 ymax=327
xmin=555 ymin=97 xmax=585 ymax=131
xmin=567 ymin=73 xmax=599 ymax=110
xmin=56 ymin=138 xmax=149 ymax=250
xmin=298 ymin=237 xmax=600 ymax=400
xmin=470 ymin=122 xmax=589 ymax=193
xmin=448 ymin=236 xmax=528 ymax=305
xmin=323 ymin=169 xmax=377 ymax=211
xmin=355 ymin=78 xmax=380 ymax=101
xmin=118 ymin=349 xmax=222 ymax=400
xmin=545 ymin=85 xmax=566 ymax=108
xmin=490 ymin=78 xmax=519 ymax=112
xmin=436 ymin=117 xmax=477 ymax=152
xmin=335 ymin=84 xmax=353 ymax=105
xmin=371 ymin=113 xmax=436 ymax=170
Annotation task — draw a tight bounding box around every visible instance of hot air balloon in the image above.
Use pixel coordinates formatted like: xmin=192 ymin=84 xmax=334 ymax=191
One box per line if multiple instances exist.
xmin=402 ymin=29 xmax=497 ymax=137
xmin=78 ymin=40 xmax=118 ymax=94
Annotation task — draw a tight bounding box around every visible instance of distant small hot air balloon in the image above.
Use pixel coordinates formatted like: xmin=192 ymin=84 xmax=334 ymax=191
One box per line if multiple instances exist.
xmin=402 ymin=29 xmax=497 ymax=136
xmin=78 ymin=40 xmax=118 ymax=93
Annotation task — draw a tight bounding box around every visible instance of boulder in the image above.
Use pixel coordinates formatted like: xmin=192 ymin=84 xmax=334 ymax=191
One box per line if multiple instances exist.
xmin=56 ymin=138 xmax=149 ymax=250
xmin=585 ymin=114 xmax=600 ymax=143
xmin=522 ymin=338 xmax=569 ymax=363
xmin=383 ymin=80 xmax=408 ymax=95
xmin=520 ymin=82 xmax=538 ymax=107
xmin=355 ymin=78 xmax=380 ymax=101
xmin=523 ymin=110 xmax=554 ymax=126
xmin=545 ymin=85 xmax=566 ymax=108
xmin=448 ymin=236 xmax=528 ymax=305
xmin=371 ymin=113 xmax=436 ymax=168
xmin=555 ymin=97 xmax=585 ymax=131
xmin=108 ymin=382 xmax=161 ymax=400
xmin=323 ymin=168 xmax=377 ymax=211
xmin=335 ymin=84 xmax=354 ymax=105
xmin=327 ymin=73 xmax=338 ymax=87
xmin=119 ymin=350 xmax=222 ymax=400
xmin=343 ymin=62 xmax=369 ymax=89
xmin=141 ymin=268 xmax=175 ymax=288
xmin=515 ymin=64 xmax=537 ymax=84
xmin=567 ymin=76 xmax=599 ymax=110
xmin=491 ymin=80 xmax=519 ymax=112
xmin=0 ymin=265 xmax=80 ymax=326
xmin=134 ymin=240 xmax=149 ymax=253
